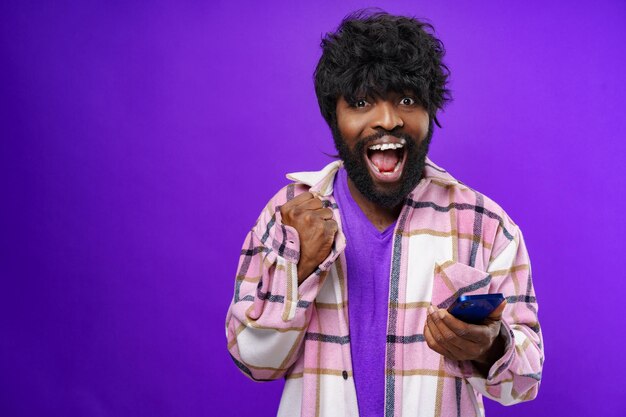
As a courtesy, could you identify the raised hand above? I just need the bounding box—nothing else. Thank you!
[280,192,338,284]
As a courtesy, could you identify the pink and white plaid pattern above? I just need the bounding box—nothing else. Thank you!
[226,159,543,417]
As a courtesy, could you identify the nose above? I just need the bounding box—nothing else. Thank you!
[372,101,404,131]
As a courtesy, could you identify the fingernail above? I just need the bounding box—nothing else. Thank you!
[438,310,446,319]
[428,305,435,314]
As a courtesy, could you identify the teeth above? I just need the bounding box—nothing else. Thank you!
[368,143,404,151]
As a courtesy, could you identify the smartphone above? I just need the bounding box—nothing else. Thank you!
[447,293,505,324]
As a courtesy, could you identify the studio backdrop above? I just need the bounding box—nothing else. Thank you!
[1,1,625,416]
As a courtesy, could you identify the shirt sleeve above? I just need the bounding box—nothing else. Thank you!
[463,225,544,405]
[225,184,340,381]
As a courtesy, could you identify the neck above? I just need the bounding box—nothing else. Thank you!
[346,178,402,232]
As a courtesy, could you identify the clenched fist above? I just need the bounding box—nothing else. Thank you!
[280,192,338,284]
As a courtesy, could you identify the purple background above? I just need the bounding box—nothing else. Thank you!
[1,1,625,416]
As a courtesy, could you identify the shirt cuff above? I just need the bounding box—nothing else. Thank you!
[270,211,301,264]
[484,320,515,382]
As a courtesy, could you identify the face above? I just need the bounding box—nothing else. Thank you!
[333,92,432,209]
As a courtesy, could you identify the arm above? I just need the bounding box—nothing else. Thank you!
[425,226,543,405]
[225,185,339,381]
[467,227,544,404]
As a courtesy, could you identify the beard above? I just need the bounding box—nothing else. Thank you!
[332,122,433,209]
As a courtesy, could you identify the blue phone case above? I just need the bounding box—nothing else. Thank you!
[447,293,505,324]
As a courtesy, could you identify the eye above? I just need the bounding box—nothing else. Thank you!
[354,98,368,108]
[400,97,416,106]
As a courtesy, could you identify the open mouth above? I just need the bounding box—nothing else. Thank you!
[364,138,407,183]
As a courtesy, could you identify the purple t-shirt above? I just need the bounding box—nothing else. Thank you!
[334,168,395,417]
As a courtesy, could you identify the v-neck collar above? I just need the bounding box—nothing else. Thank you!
[334,168,397,239]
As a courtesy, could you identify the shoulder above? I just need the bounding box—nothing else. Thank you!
[253,161,342,230]
[421,159,520,257]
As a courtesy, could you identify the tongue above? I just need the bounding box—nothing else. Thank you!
[370,150,399,172]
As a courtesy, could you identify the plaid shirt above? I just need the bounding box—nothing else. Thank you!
[226,159,543,417]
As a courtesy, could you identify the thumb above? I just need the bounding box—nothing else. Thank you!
[486,299,507,322]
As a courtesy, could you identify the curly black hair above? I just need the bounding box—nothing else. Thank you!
[314,9,451,127]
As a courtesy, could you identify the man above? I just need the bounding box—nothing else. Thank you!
[226,10,543,417]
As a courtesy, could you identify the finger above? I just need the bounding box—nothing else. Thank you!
[297,197,324,211]
[426,310,462,355]
[324,219,338,236]
[487,300,507,320]
[424,324,456,359]
[439,310,483,343]
[280,192,314,215]
[429,308,475,354]
[286,191,314,205]
[313,207,334,220]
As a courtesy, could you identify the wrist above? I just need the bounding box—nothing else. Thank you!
[472,325,506,376]
[297,261,317,284]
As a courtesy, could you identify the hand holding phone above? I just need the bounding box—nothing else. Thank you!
[447,293,505,324]
[424,294,507,369]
